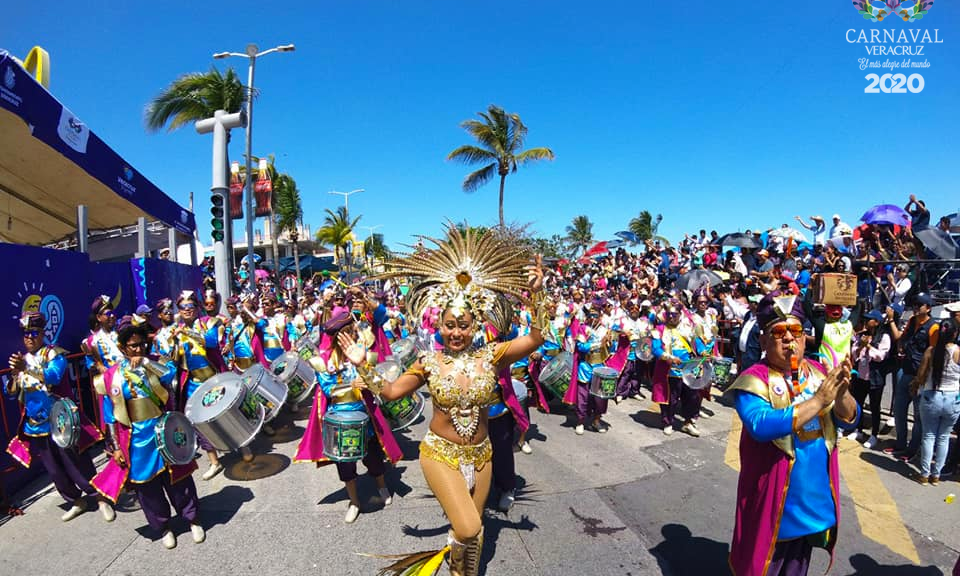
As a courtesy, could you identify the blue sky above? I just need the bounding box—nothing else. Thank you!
[4,1,959,250]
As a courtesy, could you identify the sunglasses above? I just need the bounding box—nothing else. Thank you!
[100,309,115,317]
[768,323,805,340]
[22,330,41,338]
[125,341,149,350]
[179,303,196,311]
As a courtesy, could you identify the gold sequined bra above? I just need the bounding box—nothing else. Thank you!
[417,343,503,440]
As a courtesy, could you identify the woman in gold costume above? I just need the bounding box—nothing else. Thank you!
[341,224,549,576]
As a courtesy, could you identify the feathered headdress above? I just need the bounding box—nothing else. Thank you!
[378,222,531,334]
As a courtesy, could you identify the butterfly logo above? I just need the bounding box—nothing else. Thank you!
[852,0,933,22]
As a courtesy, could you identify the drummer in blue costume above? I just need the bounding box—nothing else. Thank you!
[228,293,268,370]
[294,311,401,524]
[5,311,112,522]
[652,300,702,437]
[92,318,204,550]
[151,298,177,364]
[257,293,288,362]
[570,300,614,435]
[170,290,224,480]
[82,295,124,433]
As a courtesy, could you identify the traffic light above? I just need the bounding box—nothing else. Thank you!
[211,192,225,242]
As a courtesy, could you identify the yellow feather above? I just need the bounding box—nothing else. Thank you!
[416,546,450,576]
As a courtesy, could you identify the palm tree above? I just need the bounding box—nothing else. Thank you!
[145,66,246,270]
[316,206,360,269]
[566,215,594,256]
[629,211,654,242]
[145,66,246,133]
[447,105,555,228]
[363,233,390,269]
[273,173,304,298]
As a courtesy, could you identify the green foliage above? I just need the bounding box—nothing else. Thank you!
[145,67,246,132]
[565,215,594,256]
[316,206,360,264]
[447,105,554,227]
[629,210,654,242]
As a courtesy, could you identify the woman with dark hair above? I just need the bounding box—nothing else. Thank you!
[81,295,123,432]
[92,319,204,549]
[850,310,891,448]
[911,319,960,484]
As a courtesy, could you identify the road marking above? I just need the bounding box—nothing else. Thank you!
[837,441,920,564]
[724,412,741,472]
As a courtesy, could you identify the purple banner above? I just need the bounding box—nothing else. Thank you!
[130,258,203,309]
[0,52,196,235]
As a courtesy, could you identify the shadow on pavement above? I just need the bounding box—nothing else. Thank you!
[223,453,291,481]
[649,523,732,576]
[318,465,414,508]
[844,553,945,575]
[859,450,914,479]
[630,409,664,430]
[134,484,254,541]
[479,514,538,575]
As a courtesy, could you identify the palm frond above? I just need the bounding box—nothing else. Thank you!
[462,163,497,193]
[144,67,245,133]
[514,147,555,165]
[446,145,498,165]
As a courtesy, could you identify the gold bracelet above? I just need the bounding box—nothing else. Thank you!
[528,291,552,334]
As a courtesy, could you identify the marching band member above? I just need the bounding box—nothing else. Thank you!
[615,301,651,402]
[653,300,702,437]
[170,291,223,480]
[82,295,123,433]
[349,225,546,576]
[5,311,112,522]
[565,300,613,435]
[257,293,289,362]
[293,311,401,523]
[92,319,204,549]
[229,294,268,371]
[199,290,230,373]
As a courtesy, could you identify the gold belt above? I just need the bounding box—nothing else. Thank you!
[190,366,216,382]
[92,373,107,396]
[586,352,607,365]
[329,384,361,404]
[796,427,823,442]
[419,430,492,472]
[234,357,254,370]
[127,397,163,422]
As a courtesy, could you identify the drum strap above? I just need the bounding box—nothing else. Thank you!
[125,369,166,409]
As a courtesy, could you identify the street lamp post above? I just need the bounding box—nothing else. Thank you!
[213,43,295,291]
[328,189,364,214]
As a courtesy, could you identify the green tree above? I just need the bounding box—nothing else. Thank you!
[447,105,555,228]
[363,233,390,269]
[565,215,594,256]
[273,173,304,298]
[629,211,654,242]
[316,206,360,269]
[145,67,246,132]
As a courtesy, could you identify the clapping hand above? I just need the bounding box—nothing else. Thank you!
[336,332,366,366]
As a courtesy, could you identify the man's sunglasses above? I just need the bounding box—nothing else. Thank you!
[22,330,41,339]
[125,341,149,350]
[179,303,196,311]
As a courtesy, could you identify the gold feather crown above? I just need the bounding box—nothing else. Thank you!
[378,222,531,332]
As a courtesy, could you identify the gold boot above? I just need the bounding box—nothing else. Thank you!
[463,526,484,576]
[447,529,466,576]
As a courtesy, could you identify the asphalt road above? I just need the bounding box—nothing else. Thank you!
[2,386,957,575]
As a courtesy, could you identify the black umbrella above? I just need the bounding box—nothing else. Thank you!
[716,232,761,249]
[914,227,960,260]
[677,269,724,292]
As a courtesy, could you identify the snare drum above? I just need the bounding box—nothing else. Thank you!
[154,411,197,466]
[680,359,714,390]
[390,338,417,370]
[590,366,619,399]
[637,337,654,362]
[240,363,289,422]
[49,397,81,449]
[539,351,573,399]
[322,410,369,462]
[270,352,317,405]
[381,391,425,431]
[294,334,317,360]
[185,372,265,451]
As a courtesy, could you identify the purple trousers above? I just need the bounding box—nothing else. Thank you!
[335,438,385,482]
[616,359,642,398]
[767,537,813,576]
[661,377,702,427]
[135,471,199,532]
[575,380,608,424]
[489,411,517,493]
[31,436,98,502]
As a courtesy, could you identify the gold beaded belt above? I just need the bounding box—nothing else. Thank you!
[127,397,163,423]
[190,366,216,382]
[420,431,492,473]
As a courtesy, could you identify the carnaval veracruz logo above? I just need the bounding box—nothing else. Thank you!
[852,0,933,22]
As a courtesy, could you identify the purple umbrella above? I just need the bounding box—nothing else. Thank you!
[861,204,911,227]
